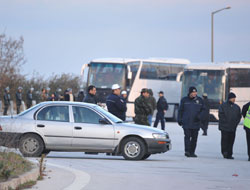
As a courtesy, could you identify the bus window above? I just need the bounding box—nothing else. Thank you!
[139,62,184,81]
[229,69,250,87]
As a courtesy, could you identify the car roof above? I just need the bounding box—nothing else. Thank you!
[37,101,98,108]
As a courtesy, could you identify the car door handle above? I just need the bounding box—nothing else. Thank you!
[37,124,45,128]
[74,126,82,130]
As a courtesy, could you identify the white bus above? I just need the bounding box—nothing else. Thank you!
[181,62,250,121]
[81,58,190,120]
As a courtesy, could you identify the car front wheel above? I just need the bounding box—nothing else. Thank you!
[19,134,44,157]
[121,137,146,160]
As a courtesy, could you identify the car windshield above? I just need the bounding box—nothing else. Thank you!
[95,106,123,123]
[88,62,126,89]
[18,104,41,116]
[182,69,225,102]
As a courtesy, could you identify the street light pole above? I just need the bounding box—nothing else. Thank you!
[211,6,231,63]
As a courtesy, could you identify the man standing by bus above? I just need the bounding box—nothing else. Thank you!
[178,86,205,157]
[241,101,250,161]
[153,91,168,130]
[134,88,151,126]
[218,92,241,159]
[201,93,210,136]
[106,84,127,121]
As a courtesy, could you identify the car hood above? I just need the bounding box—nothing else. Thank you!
[115,122,166,134]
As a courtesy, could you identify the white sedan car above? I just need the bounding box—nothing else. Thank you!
[0,102,171,160]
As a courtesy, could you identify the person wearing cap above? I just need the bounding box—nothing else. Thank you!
[242,101,250,161]
[64,88,75,102]
[16,86,23,114]
[77,89,85,102]
[201,93,210,136]
[26,87,34,109]
[134,88,151,126]
[219,92,241,159]
[106,84,127,121]
[3,87,11,115]
[178,86,205,157]
[153,91,168,130]
[83,85,97,104]
[121,90,127,100]
[147,89,156,126]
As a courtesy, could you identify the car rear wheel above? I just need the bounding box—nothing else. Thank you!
[121,137,146,160]
[19,134,44,157]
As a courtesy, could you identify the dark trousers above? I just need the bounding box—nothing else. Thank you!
[3,105,9,115]
[183,129,199,154]
[16,104,21,114]
[154,112,165,130]
[245,127,250,159]
[221,131,236,157]
[201,120,209,133]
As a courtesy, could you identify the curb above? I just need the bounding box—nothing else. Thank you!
[0,165,40,190]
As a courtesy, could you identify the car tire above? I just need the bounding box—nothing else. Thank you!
[121,137,146,160]
[141,153,151,160]
[19,134,44,157]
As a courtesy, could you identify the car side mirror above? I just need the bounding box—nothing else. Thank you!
[99,118,109,125]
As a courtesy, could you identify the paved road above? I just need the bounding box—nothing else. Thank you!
[37,122,250,190]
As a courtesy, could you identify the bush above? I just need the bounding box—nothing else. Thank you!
[0,151,32,182]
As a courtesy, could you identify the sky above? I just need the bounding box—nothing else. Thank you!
[1,0,250,77]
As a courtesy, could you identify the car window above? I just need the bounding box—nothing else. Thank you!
[73,106,102,124]
[37,106,69,122]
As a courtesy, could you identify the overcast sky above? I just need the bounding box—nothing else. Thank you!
[1,0,250,77]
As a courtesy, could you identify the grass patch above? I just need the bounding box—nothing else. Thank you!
[0,151,32,182]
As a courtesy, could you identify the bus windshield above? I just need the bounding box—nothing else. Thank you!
[88,63,126,89]
[182,70,225,102]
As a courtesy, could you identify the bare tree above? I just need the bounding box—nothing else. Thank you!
[0,33,26,98]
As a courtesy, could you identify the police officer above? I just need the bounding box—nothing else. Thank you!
[242,101,250,161]
[3,87,11,115]
[218,92,241,159]
[26,87,34,109]
[106,84,127,121]
[83,85,97,104]
[178,86,205,157]
[77,89,85,102]
[134,88,151,126]
[16,86,23,114]
[201,93,210,136]
[153,91,168,130]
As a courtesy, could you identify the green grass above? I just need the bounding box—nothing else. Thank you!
[0,151,32,182]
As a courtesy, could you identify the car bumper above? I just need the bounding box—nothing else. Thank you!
[0,132,22,148]
[144,138,171,154]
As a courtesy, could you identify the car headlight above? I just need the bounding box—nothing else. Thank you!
[152,133,167,139]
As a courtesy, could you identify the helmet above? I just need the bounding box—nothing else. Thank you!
[111,84,121,90]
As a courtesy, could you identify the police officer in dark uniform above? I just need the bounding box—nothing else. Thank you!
[153,91,168,130]
[134,88,151,126]
[178,86,205,157]
[3,87,11,115]
[83,85,97,104]
[16,86,23,114]
[106,84,127,121]
[26,87,34,109]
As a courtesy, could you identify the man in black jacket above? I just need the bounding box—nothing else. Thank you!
[106,84,127,121]
[219,92,241,159]
[153,91,168,130]
[178,86,205,157]
[201,93,210,136]
[241,101,250,161]
[83,85,97,104]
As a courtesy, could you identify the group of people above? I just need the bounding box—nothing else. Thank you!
[2,86,85,115]
[178,86,250,161]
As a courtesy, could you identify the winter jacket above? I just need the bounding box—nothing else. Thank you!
[156,96,168,113]
[83,93,97,104]
[16,92,22,106]
[147,96,156,115]
[106,93,127,121]
[134,95,151,126]
[242,102,250,130]
[178,95,205,129]
[218,101,241,132]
